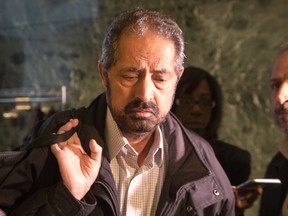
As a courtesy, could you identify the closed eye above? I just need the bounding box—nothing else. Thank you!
[123,75,137,81]
[152,70,169,84]
[154,78,166,83]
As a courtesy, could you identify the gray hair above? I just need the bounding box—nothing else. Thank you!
[100,8,185,76]
[277,43,288,57]
[271,43,288,70]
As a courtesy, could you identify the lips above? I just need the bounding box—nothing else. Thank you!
[131,108,153,113]
[276,110,288,124]
[128,108,155,118]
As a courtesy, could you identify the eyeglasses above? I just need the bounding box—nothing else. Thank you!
[175,98,215,110]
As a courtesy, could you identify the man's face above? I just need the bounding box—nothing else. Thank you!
[99,31,183,137]
[270,52,288,134]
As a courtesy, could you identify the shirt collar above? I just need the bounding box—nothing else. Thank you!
[105,107,127,160]
[105,106,163,166]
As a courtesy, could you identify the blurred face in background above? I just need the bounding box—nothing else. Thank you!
[270,52,288,134]
[174,79,215,136]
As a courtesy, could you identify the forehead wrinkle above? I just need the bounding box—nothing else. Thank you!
[126,53,171,73]
[116,31,176,75]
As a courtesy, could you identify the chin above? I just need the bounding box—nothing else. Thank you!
[189,124,205,131]
[190,128,203,134]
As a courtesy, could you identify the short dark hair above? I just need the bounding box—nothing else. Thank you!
[100,8,185,76]
[172,66,223,141]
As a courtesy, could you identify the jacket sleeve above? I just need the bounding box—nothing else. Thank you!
[9,182,96,216]
[0,147,96,216]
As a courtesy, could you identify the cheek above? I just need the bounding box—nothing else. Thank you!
[157,91,175,112]
[108,85,129,112]
[177,113,187,123]
[270,91,280,106]
[202,111,212,126]
[271,97,278,112]
[174,106,189,119]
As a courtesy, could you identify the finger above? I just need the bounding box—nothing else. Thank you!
[51,143,61,154]
[231,186,240,199]
[231,186,246,208]
[246,191,260,203]
[245,189,260,200]
[89,139,102,161]
[57,119,79,134]
[241,200,251,209]
[257,185,263,194]
[70,119,79,127]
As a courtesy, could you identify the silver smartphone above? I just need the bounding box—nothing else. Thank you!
[237,178,281,191]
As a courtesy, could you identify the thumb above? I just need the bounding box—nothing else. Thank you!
[89,139,102,162]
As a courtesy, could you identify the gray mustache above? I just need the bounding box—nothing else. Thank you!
[124,99,159,115]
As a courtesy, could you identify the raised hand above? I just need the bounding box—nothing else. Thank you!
[51,119,102,200]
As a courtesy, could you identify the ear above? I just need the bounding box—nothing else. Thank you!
[98,60,107,88]
[178,66,184,80]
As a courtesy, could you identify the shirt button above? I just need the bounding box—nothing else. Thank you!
[187,205,193,212]
[213,189,220,196]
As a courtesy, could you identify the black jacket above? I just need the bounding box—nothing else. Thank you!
[0,93,235,216]
[259,152,288,216]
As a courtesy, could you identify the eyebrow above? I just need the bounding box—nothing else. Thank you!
[120,67,171,74]
[120,67,142,73]
[152,68,171,74]
[269,78,281,83]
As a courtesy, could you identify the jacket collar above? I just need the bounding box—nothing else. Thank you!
[160,112,210,196]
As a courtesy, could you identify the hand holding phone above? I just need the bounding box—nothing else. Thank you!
[237,178,281,192]
[232,178,281,210]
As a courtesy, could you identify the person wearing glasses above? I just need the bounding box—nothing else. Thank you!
[172,66,253,215]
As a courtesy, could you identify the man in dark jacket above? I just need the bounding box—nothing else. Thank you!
[0,8,235,215]
[259,43,288,216]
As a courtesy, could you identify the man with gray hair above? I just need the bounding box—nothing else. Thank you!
[0,8,235,215]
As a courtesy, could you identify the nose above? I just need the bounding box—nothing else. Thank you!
[277,82,288,104]
[134,76,154,102]
[189,102,202,113]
